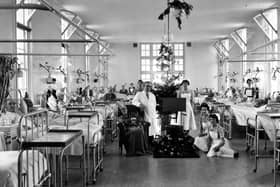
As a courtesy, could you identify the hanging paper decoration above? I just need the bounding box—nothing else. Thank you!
[158,0,193,29]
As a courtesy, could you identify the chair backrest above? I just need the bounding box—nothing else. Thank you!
[126,105,141,119]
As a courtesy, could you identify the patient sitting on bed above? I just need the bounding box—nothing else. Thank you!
[0,99,20,126]
[207,114,238,158]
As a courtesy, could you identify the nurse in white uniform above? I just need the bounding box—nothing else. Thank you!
[177,80,197,131]
[132,82,160,137]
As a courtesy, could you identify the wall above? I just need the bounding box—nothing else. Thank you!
[108,43,140,90]
[108,42,218,91]
[185,42,218,90]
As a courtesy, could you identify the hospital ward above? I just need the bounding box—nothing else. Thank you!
[1,0,280,187]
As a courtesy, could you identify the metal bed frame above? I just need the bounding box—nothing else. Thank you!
[17,109,52,187]
[94,101,118,142]
[18,109,86,187]
[253,112,280,187]
[207,102,232,139]
[220,105,232,139]
[65,106,104,184]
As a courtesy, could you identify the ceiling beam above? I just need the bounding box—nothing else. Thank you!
[0,39,94,43]
[38,0,113,55]
[0,53,110,57]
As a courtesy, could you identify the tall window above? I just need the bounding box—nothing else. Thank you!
[140,43,185,83]
[231,28,247,83]
[254,8,278,41]
[254,8,278,93]
[16,27,29,96]
[16,0,34,96]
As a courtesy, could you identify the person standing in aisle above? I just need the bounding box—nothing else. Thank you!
[177,79,197,133]
[132,82,160,137]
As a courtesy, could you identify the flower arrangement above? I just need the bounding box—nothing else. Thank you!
[158,0,193,29]
[0,55,18,113]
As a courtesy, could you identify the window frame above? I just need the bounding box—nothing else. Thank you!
[140,43,185,83]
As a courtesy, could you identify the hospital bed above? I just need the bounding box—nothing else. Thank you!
[0,110,51,187]
[254,112,280,187]
[19,109,86,187]
[94,101,119,142]
[64,107,104,184]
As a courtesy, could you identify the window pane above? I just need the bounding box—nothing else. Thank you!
[152,59,160,72]
[140,43,184,84]
[152,44,161,56]
[141,44,150,57]
[254,9,278,41]
[141,59,150,71]
[174,44,184,56]
[141,74,151,81]
[174,59,184,71]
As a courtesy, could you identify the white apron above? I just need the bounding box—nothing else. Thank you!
[177,92,197,131]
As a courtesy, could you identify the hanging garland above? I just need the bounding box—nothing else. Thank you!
[0,55,18,114]
[158,0,193,29]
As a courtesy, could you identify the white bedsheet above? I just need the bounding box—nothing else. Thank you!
[257,116,280,141]
[0,151,47,187]
[230,104,266,126]
[49,112,104,155]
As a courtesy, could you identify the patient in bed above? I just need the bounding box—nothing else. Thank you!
[0,99,21,126]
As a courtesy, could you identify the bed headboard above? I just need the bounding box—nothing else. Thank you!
[17,109,51,187]
[18,109,49,146]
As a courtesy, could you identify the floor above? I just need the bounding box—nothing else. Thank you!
[67,137,279,187]
[67,115,279,187]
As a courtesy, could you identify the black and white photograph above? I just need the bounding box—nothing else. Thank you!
[0,0,279,186]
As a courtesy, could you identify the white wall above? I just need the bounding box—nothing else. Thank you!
[185,42,218,90]
[108,42,218,91]
[108,43,140,90]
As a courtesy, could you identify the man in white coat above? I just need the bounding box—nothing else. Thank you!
[132,82,160,137]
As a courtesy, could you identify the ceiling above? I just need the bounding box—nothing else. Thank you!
[59,0,278,43]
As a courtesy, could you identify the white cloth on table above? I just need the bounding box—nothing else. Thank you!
[177,92,197,131]
[132,91,160,136]
[0,151,47,187]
